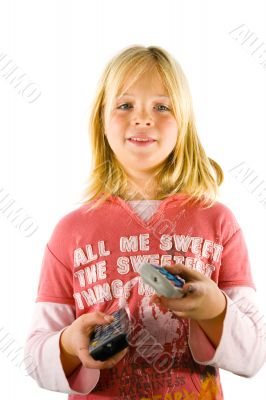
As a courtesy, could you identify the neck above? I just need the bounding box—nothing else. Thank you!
[126,180,158,201]
[122,168,159,200]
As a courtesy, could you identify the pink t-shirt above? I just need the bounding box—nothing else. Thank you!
[34,193,256,399]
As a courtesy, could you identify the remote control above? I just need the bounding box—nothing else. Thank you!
[89,308,129,361]
[139,262,185,298]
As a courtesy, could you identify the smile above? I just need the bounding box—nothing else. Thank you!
[127,138,156,146]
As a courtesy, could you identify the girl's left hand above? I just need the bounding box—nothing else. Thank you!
[149,264,227,321]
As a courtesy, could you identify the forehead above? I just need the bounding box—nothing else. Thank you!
[117,68,168,98]
[117,93,170,100]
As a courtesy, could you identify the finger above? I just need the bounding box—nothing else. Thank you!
[78,342,128,369]
[162,264,204,281]
[77,343,104,369]
[149,293,161,305]
[103,347,129,369]
[181,283,197,295]
[157,289,199,313]
[86,311,115,324]
[173,282,204,302]
[83,347,129,370]
[79,311,115,333]
[183,281,205,297]
[149,287,195,309]
[172,310,187,318]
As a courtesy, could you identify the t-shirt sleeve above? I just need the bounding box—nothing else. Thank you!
[218,226,256,290]
[36,244,74,304]
[36,211,76,305]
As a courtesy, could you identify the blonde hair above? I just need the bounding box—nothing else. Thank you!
[79,44,224,211]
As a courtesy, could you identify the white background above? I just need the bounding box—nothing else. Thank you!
[0,0,266,399]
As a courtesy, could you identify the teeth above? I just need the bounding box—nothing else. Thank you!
[130,138,150,142]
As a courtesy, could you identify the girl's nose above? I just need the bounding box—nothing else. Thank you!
[134,120,151,126]
[131,111,154,126]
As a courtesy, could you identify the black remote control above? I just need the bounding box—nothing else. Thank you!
[89,308,130,361]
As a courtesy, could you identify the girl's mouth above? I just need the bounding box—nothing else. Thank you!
[127,138,156,146]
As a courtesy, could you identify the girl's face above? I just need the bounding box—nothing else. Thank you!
[104,68,178,180]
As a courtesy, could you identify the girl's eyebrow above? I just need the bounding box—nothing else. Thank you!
[117,93,170,99]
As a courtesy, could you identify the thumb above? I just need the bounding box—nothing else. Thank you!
[182,283,196,295]
[82,311,115,330]
[181,281,203,296]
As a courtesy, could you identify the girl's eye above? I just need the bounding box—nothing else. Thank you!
[117,103,170,112]
[117,103,132,110]
[156,104,170,112]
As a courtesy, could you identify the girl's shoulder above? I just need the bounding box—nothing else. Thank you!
[206,198,237,216]
[199,198,241,233]
[47,203,93,239]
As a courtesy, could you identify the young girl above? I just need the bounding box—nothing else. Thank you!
[24,45,266,400]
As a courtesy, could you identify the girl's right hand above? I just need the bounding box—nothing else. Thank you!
[60,310,129,370]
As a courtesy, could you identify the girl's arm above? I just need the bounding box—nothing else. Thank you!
[151,264,266,377]
[188,286,266,377]
[24,302,100,395]
[59,328,82,377]
[195,295,227,348]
